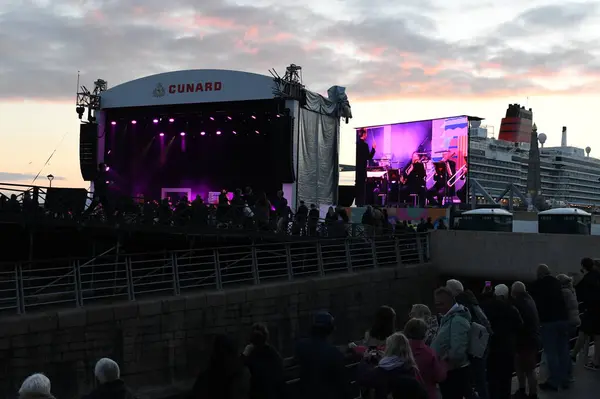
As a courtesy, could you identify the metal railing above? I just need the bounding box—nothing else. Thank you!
[0,233,430,315]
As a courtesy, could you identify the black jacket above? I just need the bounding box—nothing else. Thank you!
[82,380,136,399]
[455,290,493,334]
[481,297,523,356]
[512,292,540,350]
[244,344,286,399]
[576,270,600,334]
[529,275,568,323]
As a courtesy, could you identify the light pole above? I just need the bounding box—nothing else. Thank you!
[47,174,54,187]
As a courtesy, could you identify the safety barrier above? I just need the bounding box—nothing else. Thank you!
[0,233,430,315]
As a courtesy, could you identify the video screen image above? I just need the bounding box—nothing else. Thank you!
[355,116,469,207]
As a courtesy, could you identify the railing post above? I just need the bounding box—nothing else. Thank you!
[316,242,325,276]
[213,249,223,290]
[125,256,136,301]
[251,244,260,284]
[171,252,181,296]
[345,239,353,272]
[394,237,403,267]
[371,239,378,268]
[73,260,83,307]
[285,244,293,281]
[416,233,425,264]
[15,263,25,314]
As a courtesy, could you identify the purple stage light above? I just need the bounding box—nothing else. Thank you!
[131,120,137,124]
[255,130,260,134]
[210,117,215,121]
[232,130,237,135]
[180,132,186,136]
[200,131,206,136]
[216,131,221,135]
[105,166,110,171]
[159,132,165,137]
[251,115,256,119]
[107,150,111,154]
[153,119,159,124]
[169,118,174,123]
[227,116,232,120]
[111,121,117,125]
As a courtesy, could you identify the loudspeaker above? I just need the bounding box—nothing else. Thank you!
[270,111,295,183]
[79,123,98,181]
[45,188,89,215]
[337,186,355,207]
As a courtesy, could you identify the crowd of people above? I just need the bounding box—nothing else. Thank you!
[15,259,599,399]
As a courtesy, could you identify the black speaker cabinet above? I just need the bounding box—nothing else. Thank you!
[79,123,98,181]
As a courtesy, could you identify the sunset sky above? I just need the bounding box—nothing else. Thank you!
[1,0,599,189]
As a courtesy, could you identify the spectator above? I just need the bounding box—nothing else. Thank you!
[357,332,428,399]
[325,206,338,223]
[254,193,271,231]
[82,358,135,399]
[18,373,54,399]
[350,305,396,355]
[408,304,438,346]
[511,281,541,399]
[404,318,447,399]
[528,264,570,391]
[557,274,581,328]
[431,287,472,399]
[295,200,309,235]
[242,323,285,399]
[480,284,523,399]
[446,279,492,399]
[575,257,600,370]
[191,334,250,399]
[308,204,320,236]
[294,311,351,399]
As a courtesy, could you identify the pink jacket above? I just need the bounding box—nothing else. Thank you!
[410,339,447,399]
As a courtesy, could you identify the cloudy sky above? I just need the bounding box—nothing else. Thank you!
[1,0,599,188]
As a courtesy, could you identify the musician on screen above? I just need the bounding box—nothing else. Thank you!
[400,152,426,207]
[427,152,456,206]
[355,128,376,206]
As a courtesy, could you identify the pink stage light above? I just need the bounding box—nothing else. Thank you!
[255,130,260,134]
[153,119,159,124]
[251,115,256,119]
[232,130,237,135]
[216,131,221,135]
[131,120,137,124]
[227,116,232,120]
[105,166,110,171]
[276,114,281,118]
[200,131,206,136]
[180,132,186,136]
[210,117,215,121]
[169,118,174,123]
[111,121,117,125]
[159,132,165,137]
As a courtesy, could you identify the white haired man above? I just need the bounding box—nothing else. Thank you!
[446,279,492,399]
[83,358,135,399]
[480,284,523,399]
[19,373,54,399]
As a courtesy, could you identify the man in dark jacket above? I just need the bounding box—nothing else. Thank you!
[578,257,600,369]
[446,279,492,399]
[83,358,136,399]
[511,281,540,399]
[294,312,352,399]
[528,264,569,391]
[481,284,523,399]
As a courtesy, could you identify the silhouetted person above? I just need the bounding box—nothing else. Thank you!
[308,204,319,236]
[355,128,376,206]
[84,163,112,220]
[191,195,208,226]
[82,358,136,399]
[242,323,285,399]
[243,187,256,208]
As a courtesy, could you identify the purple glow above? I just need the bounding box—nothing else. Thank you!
[153,119,159,124]
[131,120,137,124]
[216,131,221,135]
[111,121,117,125]
[180,132,186,136]
[159,132,165,137]
[251,115,256,119]
[210,117,215,121]
[105,166,110,171]
[200,131,206,136]
[169,118,174,123]
[227,116,232,120]
[107,150,111,154]
[255,130,260,134]
[232,130,237,135]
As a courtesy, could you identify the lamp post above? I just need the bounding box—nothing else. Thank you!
[47,174,54,187]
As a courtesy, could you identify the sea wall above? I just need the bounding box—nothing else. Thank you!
[0,264,437,398]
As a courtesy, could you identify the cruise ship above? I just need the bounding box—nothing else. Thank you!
[470,104,600,207]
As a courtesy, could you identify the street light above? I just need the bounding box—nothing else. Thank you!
[47,174,54,187]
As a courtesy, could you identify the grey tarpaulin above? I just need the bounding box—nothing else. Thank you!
[296,87,352,206]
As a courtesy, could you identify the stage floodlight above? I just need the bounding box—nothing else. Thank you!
[105,166,110,171]
[232,130,237,135]
[169,118,174,123]
[111,121,117,125]
[210,116,214,121]
[159,132,165,137]
[180,132,186,136]
[251,115,256,119]
[153,119,159,124]
[131,120,137,124]
[276,114,281,118]
[227,116,232,120]
[255,130,260,134]
[216,131,221,135]
[200,131,206,136]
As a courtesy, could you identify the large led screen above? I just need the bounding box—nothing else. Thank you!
[354,116,469,207]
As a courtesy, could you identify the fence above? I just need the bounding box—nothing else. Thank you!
[0,233,430,315]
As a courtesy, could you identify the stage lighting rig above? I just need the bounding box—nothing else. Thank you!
[76,76,108,123]
[270,64,304,101]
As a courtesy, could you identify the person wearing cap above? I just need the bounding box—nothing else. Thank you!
[480,283,523,399]
[293,311,351,399]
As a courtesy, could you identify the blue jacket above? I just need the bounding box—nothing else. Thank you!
[431,304,471,370]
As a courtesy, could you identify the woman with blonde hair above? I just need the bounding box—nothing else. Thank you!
[409,304,439,345]
[357,332,428,399]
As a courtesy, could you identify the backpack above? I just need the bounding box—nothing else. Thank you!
[468,322,489,358]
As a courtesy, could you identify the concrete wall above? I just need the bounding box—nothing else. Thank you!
[0,264,437,399]
[430,230,600,280]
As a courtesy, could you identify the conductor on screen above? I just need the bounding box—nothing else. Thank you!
[400,152,426,207]
[355,128,376,206]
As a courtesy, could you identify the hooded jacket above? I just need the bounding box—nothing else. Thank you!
[431,304,471,370]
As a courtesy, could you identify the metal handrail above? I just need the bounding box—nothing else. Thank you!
[0,232,430,315]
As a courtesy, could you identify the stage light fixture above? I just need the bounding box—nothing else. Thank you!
[153,119,159,124]
[105,166,110,171]
[159,132,165,137]
[200,131,206,136]
[216,131,221,135]
[251,115,257,119]
[169,118,174,123]
[227,116,232,120]
[276,114,281,118]
[232,130,237,135]
[111,121,117,125]
[180,132,186,136]
[210,116,215,121]
[255,130,260,134]
[131,120,137,124]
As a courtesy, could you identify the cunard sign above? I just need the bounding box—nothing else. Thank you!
[153,82,223,97]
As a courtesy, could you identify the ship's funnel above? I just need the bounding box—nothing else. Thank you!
[561,126,567,147]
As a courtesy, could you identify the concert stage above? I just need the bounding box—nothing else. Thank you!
[78,66,351,209]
